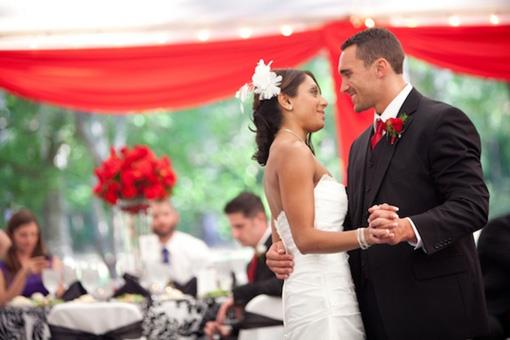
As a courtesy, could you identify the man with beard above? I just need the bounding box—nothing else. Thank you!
[150,199,211,296]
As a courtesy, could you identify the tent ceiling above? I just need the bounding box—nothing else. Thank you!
[0,0,509,49]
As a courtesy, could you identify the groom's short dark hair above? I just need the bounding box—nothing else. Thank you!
[341,28,405,74]
[224,192,266,218]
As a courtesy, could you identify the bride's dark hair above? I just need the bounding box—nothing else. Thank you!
[251,69,319,166]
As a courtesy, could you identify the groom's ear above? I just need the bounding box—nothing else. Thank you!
[374,57,390,78]
[277,93,293,111]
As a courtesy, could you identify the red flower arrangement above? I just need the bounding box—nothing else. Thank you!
[93,145,177,213]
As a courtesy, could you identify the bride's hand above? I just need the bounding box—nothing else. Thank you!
[368,203,399,225]
[368,203,417,245]
[367,203,399,239]
[364,227,395,245]
[266,241,293,280]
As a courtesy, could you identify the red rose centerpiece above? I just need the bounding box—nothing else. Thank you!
[93,145,177,214]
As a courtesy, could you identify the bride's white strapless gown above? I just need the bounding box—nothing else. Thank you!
[275,175,365,340]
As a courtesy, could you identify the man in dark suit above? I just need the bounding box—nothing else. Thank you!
[267,28,489,340]
[204,192,283,339]
[477,213,510,339]
[340,28,489,339]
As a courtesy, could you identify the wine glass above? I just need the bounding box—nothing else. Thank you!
[42,268,61,300]
[62,264,77,289]
[80,266,101,296]
[216,270,233,292]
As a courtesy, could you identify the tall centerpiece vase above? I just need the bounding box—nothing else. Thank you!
[93,145,177,281]
[112,199,151,278]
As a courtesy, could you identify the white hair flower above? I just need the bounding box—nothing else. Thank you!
[236,59,282,111]
[251,60,282,100]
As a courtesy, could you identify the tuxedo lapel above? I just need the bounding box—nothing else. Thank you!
[365,88,422,206]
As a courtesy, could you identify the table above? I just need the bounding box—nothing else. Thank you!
[0,297,208,340]
[0,306,49,340]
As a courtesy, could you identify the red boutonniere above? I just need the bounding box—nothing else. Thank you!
[384,113,408,145]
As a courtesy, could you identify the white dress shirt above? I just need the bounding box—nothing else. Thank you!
[254,227,272,255]
[162,230,212,284]
[373,83,423,250]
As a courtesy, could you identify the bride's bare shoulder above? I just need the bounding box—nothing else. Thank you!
[269,139,313,163]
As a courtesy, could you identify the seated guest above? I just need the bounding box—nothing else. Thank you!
[150,199,211,296]
[477,213,510,339]
[0,209,63,305]
[0,229,11,260]
[204,192,283,339]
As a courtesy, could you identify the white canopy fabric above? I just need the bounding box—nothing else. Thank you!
[0,0,509,49]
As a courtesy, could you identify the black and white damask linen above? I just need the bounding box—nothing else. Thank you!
[0,297,208,340]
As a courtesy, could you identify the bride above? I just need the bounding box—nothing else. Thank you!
[240,60,393,339]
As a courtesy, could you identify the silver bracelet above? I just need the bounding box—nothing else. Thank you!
[357,228,370,250]
[360,227,369,249]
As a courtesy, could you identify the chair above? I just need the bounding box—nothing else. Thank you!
[238,294,284,340]
[47,301,143,339]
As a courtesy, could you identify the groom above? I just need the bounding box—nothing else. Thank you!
[267,28,489,340]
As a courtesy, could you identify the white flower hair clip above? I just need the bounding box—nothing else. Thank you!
[236,59,282,111]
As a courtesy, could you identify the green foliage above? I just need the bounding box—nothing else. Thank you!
[0,97,65,217]
[407,57,510,217]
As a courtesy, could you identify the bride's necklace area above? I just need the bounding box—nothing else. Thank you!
[282,128,306,143]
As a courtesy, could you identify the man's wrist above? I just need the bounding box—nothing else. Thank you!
[402,218,417,243]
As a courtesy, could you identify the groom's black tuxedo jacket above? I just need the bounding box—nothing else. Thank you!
[346,88,489,340]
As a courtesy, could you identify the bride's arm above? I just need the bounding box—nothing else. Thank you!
[270,220,282,244]
[279,143,389,254]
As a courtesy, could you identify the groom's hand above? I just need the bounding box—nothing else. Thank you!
[368,204,417,245]
[266,241,294,280]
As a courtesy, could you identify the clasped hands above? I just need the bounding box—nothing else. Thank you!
[367,203,417,246]
[267,203,417,279]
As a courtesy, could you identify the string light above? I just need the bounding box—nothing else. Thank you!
[280,25,293,37]
[406,18,418,28]
[156,35,170,44]
[448,15,461,26]
[364,18,375,28]
[239,27,252,39]
[490,14,500,25]
[350,16,363,28]
[197,30,210,42]
[388,13,507,28]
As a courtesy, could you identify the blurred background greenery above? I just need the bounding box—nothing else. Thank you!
[1,55,509,260]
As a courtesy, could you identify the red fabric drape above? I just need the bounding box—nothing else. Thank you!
[1,20,510,179]
[392,25,510,80]
[323,22,374,180]
[0,29,324,113]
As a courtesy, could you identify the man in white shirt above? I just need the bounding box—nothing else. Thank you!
[150,199,211,295]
